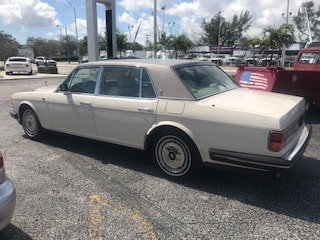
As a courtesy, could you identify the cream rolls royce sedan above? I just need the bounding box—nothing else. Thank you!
[10,59,312,179]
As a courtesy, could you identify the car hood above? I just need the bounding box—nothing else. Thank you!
[200,88,306,130]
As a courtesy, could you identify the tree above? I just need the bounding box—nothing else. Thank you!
[98,33,107,52]
[27,37,60,58]
[171,34,193,58]
[158,32,174,54]
[261,24,295,66]
[116,31,128,58]
[224,10,252,45]
[58,34,77,61]
[79,36,88,56]
[201,11,252,46]
[293,1,320,41]
[0,31,20,61]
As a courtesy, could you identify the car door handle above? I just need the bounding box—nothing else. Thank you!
[80,101,91,106]
[138,107,154,113]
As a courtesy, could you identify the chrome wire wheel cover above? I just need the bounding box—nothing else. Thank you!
[23,110,38,137]
[155,135,191,176]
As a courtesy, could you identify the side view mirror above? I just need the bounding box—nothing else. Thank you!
[59,83,69,92]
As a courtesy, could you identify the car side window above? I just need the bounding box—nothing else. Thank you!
[68,67,100,94]
[100,67,156,98]
[141,69,156,98]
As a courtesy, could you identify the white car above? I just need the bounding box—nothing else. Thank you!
[5,56,33,75]
[10,59,312,179]
[35,56,57,66]
[0,151,16,230]
[197,54,211,61]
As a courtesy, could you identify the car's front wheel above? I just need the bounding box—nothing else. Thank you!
[151,129,203,179]
[22,108,43,140]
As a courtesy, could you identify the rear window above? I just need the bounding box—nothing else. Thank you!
[174,64,239,100]
[298,52,320,64]
[8,58,27,62]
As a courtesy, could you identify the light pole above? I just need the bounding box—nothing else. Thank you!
[217,22,221,57]
[168,22,175,35]
[281,0,291,67]
[161,5,166,33]
[153,0,157,59]
[65,0,80,62]
[128,25,134,43]
[57,25,70,64]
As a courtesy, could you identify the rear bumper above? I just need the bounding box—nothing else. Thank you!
[208,125,312,171]
[0,178,16,230]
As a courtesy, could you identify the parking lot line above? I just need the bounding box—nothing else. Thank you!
[87,194,158,240]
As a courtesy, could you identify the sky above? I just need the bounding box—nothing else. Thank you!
[0,0,318,46]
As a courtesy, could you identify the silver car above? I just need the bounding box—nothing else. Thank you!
[0,151,16,230]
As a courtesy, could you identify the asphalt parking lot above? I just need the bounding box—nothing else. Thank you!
[0,64,319,239]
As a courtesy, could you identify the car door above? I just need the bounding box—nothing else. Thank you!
[93,66,158,149]
[47,66,101,138]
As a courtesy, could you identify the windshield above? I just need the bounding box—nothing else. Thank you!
[174,64,239,100]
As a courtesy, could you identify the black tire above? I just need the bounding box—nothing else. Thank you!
[5,72,9,75]
[151,129,203,180]
[22,108,44,140]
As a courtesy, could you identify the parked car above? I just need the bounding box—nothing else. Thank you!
[226,56,240,65]
[197,54,211,61]
[245,55,262,66]
[5,56,33,75]
[10,59,312,179]
[0,151,16,230]
[35,56,57,66]
[260,54,280,66]
[210,55,229,65]
[284,55,296,67]
[81,56,89,63]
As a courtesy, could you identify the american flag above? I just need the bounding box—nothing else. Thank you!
[239,71,269,90]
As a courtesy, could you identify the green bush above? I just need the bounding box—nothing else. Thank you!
[0,66,4,71]
[38,66,58,74]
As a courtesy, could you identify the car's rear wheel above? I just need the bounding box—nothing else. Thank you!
[22,108,43,140]
[151,129,203,179]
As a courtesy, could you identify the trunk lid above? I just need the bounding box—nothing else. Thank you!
[201,88,306,130]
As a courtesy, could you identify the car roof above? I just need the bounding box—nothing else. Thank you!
[8,56,28,59]
[82,58,203,68]
[81,59,213,100]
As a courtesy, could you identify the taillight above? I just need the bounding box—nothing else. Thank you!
[0,152,3,168]
[269,132,287,151]
[269,121,300,151]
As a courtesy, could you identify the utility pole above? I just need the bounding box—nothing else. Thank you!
[153,0,157,59]
[281,0,291,67]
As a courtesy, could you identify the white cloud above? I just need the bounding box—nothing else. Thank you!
[118,0,154,11]
[0,0,58,27]
[1,0,320,44]
[118,12,136,24]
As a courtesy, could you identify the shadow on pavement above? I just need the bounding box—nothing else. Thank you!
[0,224,32,240]
[34,130,320,225]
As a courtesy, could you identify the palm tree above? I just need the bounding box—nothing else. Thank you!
[261,24,295,66]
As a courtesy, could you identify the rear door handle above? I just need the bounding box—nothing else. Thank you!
[138,107,154,113]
